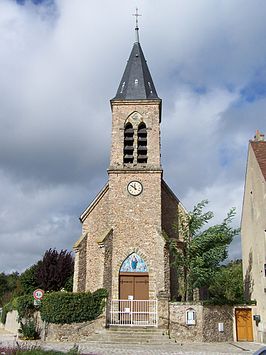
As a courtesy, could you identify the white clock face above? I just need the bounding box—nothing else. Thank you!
[127,181,143,196]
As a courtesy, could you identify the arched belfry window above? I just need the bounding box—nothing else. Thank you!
[120,253,148,273]
[137,123,147,164]
[124,123,134,164]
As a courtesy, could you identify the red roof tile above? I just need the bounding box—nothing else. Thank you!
[251,141,266,180]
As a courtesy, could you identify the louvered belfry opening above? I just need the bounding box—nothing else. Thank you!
[124,123,134,164]
[137,123,147,163]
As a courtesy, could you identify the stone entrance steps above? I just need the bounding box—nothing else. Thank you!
[85,327,175,345]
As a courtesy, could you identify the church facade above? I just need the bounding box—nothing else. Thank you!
[73,27,184,325]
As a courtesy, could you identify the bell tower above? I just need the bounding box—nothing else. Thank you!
[107,22,165,301]
[109,30,161,171]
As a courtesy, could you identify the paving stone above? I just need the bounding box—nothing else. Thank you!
[0,329,265,354]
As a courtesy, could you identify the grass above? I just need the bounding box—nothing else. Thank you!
[0,348,65,355]
[0,346,98,355]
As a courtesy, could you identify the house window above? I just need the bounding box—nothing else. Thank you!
[264,264,266,277]
[137,123,147,164]
[124,123,134,164]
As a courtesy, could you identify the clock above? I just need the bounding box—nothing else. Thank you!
[127,181,143,196]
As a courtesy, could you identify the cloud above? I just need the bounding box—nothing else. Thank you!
[0,0,266,272]
[162,87,240,194]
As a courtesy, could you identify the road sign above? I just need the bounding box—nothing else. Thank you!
[33,289,45,300]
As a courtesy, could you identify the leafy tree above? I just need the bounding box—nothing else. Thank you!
[208,260,244,304]
[0,273,9,306]
[36,249,74,292]
[0,272,22,306]
[168,200,239,301]
[20,263,40,295]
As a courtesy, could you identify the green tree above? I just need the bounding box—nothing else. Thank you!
[20,263,40,295]
[168,200,239,301]
[0,272,21,306]
[208,260,244,304]
[0,273,9,306]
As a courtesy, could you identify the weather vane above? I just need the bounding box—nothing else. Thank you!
[133,7,142,29]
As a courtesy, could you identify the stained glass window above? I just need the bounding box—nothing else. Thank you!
[120,253,148,272]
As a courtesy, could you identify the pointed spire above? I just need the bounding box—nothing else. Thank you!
[113,10,160,101]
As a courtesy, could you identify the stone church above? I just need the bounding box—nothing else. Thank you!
[73,24,185,326]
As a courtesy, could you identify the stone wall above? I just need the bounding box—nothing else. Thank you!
[169,303,204,342]
[108,170,165,300]
[169,303,234,342]
[44,314,106,342]
[74,185,110,293]
[203,305,233,342]
[4,310,20,334]
[3,309,106,342]
[73,236,87,292]
[161,181,179,240]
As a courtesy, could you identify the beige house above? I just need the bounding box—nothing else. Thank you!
[73,26,185,327]
[241,130,266,342]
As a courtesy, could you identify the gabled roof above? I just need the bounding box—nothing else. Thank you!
[162,179,187,213]
[113,33,160,101]
[79,183,109,223]
[251,141,266,180]
[162,179,180,205]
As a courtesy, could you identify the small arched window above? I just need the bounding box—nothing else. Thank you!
[137,123,147,164]
[124,123,134,164]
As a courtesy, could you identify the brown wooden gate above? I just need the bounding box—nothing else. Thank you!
[119,272,149,300]
[235,308,253,341]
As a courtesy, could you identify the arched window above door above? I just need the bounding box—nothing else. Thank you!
[120,253,148,273]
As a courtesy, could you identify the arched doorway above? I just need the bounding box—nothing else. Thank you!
[119,253,149,300]
[110,253,157,326]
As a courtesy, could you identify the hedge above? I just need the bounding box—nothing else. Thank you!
[16,294,37,320]
[1,294,37,324]
[40,288,108,324]
[1,288,107,325]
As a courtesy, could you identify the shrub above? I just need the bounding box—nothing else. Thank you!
[19,318,40,340]
[40,289,107,324]
[1,294,38,324]
[16,294,36,321]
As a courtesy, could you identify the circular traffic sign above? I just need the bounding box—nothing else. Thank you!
[33,289,45,300]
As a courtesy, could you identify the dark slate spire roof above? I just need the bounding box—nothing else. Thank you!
[113,30,160,101]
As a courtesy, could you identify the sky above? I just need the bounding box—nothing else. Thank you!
[0,0,265,273]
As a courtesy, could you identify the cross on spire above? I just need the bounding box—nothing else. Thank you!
[133,7,141,29]
[132,8,141,43]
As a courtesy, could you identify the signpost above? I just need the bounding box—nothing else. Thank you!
[33,289,44,306]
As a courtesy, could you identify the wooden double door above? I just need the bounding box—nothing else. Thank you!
[119,272,149,300]
[235,308,253,341]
